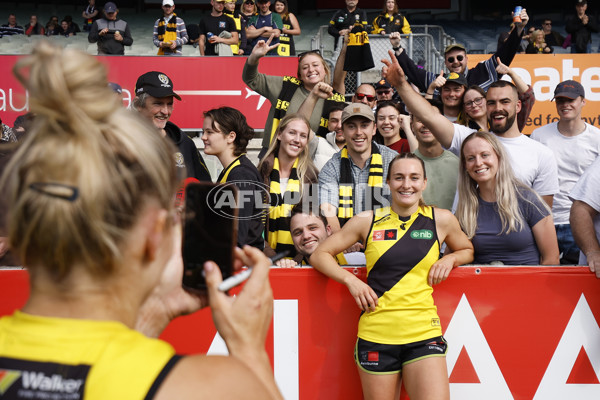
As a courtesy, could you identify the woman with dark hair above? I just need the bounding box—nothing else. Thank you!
[462,85,487,130]
[371,0,411,35]
[202,106,265,249]
[374,100,415,153]
[312,152,473,400]
[274,0,300,56]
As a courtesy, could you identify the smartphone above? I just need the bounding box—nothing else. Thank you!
[182,182,238,292]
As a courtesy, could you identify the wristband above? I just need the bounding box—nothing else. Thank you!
[392,47,400,51]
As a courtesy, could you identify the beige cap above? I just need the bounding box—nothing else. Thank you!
[341,103,375,124]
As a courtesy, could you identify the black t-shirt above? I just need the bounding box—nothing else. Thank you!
[198,14,237,55]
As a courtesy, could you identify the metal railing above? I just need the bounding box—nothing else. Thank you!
[312,27,450,96]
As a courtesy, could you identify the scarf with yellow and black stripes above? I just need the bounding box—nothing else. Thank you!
[270,76,346,145]
[268,156,301,256]
[157,14,178,55]
[337,145,383,227]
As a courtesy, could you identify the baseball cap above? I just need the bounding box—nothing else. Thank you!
[341,103,375,124]
[135,71,181,100]
[162,0,175,6]
[444,43,466,55]
[104,2,117,12]
[108,82,122,94]
[552,80,585,100]
[375,79,392,90]
[576,0,587,5]
[444,72,468,87]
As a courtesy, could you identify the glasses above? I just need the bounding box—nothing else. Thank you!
[376,89,392,95]
[464,96,484,109]
[446,55,464,63]
[355,93,376,102]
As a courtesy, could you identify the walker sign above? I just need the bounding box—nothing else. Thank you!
[1,266,598,400]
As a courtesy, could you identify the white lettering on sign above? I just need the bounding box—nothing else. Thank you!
[0,89,28,113]
[444,294,514,400]
[507,60,600,101]
[533,294,600,399]
[206,299,299,400]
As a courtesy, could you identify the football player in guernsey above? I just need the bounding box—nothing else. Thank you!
[310,153,473,400]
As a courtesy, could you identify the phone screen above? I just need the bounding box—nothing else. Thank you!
[182,182,238,291]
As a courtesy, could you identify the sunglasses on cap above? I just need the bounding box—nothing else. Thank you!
[446,55,464,63]
[298,49,321,59]
[355,93,376,102]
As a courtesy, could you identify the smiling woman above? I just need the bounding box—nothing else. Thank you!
[257,113,318,264]
[456,131,559,265]
[242,35,346,153]
[310,153,473,400]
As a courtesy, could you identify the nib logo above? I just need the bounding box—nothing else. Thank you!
[0,369,21,395]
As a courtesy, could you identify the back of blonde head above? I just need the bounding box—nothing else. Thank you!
[2,41,178,281]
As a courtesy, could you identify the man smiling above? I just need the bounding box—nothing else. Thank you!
[133,71,211,181]
[389,8,528,94]
[319,103,397,231]
[531,80,600,263]
[383,54,558,208]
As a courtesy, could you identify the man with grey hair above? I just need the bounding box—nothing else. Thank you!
[133,71,211,181]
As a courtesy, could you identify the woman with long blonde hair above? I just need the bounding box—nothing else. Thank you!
[258,113,318,263]
[0,42,282,400]
[456,131,559,265]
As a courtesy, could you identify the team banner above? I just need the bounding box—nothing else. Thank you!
[1,266,598,400]
[0,54,598,135]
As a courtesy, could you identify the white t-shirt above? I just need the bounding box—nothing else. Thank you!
[569,156,600,264]
[450,124,559,196]
[531,121,600,224]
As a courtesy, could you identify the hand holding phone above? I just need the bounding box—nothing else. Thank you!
[182,182,238,292]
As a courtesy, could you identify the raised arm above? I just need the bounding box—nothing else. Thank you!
[382,50,456,149]
[309,211,378,312]
[297,82,333,123]
[332,34,348,94]
[390,33,436,93]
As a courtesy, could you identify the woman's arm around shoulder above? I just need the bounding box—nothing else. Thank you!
[429,208,474,286]
[532,214,560,265]
[310,210,378,312]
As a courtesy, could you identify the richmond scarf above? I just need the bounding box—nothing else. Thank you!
[337,145,383,227]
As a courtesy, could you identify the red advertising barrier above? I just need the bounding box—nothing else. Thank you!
[0,55,298,129]
[1,54,599,135]
[1,266,599,400]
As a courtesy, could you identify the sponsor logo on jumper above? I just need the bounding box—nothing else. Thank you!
[0,369,21,395]
[21,371,84,393]
[373,229,397,241]
[411,229,433,240]
[367,351,379,362]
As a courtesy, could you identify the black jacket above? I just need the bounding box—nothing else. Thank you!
[164,121,212,182]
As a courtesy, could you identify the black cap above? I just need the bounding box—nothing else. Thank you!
[375,79,392,90]
[104,2,117,12]
[553,80,585,100]
[576,0,587,5]
[444,72,468,87]
[135,71,181,100]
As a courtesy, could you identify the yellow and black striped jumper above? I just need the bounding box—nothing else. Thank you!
[360,205,443,345]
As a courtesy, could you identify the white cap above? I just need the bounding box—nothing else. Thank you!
[162,0,175,6]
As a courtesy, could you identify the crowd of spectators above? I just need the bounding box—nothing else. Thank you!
[2,3,600,274]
